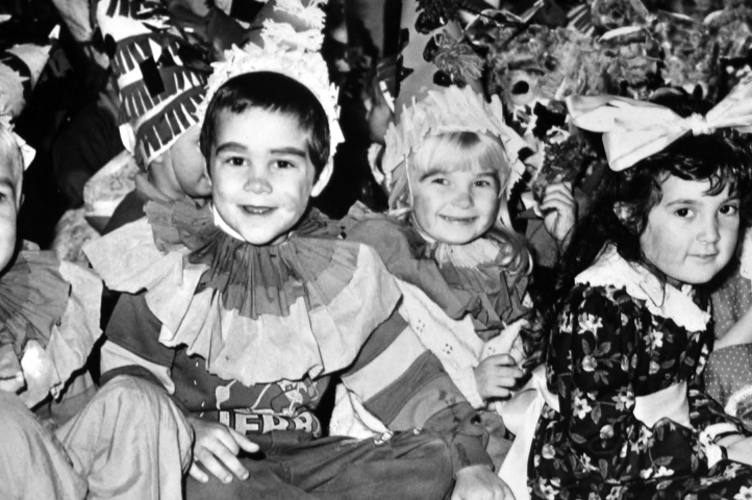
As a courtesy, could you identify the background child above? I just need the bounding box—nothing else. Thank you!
[523,83,752,499]
[95,0,213,235]
[705,253,752,428]
[0,110,103,499]
[84,33,512,500]
[345,85,536,406]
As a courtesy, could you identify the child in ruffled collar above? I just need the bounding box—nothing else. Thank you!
[0,121,103,499]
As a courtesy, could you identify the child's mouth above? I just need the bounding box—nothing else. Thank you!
[440,215,476,224]
[241,206,275,215]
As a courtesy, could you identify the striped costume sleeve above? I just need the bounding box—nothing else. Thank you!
[341,310,493,475]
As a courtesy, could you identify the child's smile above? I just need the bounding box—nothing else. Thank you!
[208,108,330,245]
[409,164,501,245]
[640,176,740,288]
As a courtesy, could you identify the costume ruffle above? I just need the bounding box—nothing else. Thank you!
[84,200,401,386]
[342,203,531,338]
[575,245,710,332]
[432,238,529,339]
[0,250,103,407]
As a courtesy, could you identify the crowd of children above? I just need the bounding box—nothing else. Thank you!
[5,0,752,499]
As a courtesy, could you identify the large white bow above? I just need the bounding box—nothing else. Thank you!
[566,75,752,171]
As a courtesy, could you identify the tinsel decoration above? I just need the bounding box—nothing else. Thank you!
[415,0,462,34]
[532,133,605,203]
[430,32,483,87]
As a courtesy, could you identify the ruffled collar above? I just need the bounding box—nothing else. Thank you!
[146,201,346,320]
[86,199,401,385]
[0,249,102,407]
[418,229,529,333]
[575,245,710,332]
[0,251,69,365]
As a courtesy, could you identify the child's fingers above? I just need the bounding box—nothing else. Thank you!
[484,353,522,369]
[229,427,260,454]
[201,440,250,482]
[192,447,236,483]
[492,365,525,380]
[540,192,576,212]
[189,462,209,483]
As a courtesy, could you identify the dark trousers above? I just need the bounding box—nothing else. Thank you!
[185,429,454,500]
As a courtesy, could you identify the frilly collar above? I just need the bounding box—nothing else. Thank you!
[86,199,401,385]
[0,250,102,407]
[0,251,68,363]
[575,245,710,332]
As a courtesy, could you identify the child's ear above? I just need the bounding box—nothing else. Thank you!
[149,151,166,171]
[311,160,334,198]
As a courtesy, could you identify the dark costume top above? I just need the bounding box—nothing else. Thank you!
[528,246,752,500]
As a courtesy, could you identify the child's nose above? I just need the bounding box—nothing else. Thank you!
[698,215,721,244]
[244,171,272,194]
[451,190,473,208]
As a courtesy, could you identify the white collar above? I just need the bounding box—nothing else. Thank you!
[212,204,246,242]
[574,245,710,332]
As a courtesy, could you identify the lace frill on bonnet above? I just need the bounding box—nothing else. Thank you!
[382,85,528,195]
[198,0,343,160]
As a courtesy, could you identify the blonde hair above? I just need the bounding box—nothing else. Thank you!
[0,125,23,184]
[388,131,531,276]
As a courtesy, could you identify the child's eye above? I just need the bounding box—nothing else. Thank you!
[674,208,693,218]
[225,156,247,167]
[719,203,739,216]
[275,160,295,169]
[430,177,449,186]
[474,180,496,189]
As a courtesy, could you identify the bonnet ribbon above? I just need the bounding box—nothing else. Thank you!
[565,75,752,171]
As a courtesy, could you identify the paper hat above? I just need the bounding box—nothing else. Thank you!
[96,0,212,166]
[202,0,343,159]
[0,41,52,169]
[384,0,526,196]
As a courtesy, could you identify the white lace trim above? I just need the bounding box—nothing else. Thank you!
[575,246,710,333]
[726,385,752,418]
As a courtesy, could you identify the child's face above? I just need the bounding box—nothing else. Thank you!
[409,162,501,245]
[640,175,739,288]
[0,159,20,271]
[208,108,330,245]
[166,125,212,198]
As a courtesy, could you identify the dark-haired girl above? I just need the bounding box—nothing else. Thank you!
[523,81,752,499]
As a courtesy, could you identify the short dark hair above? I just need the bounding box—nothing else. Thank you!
[200,72,331,176]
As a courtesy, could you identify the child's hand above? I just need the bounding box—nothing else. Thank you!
[188,417,259,484]
[452,464,516,500]
[726,436,752,466]
[539,182,577,247]
[474,354,524,401]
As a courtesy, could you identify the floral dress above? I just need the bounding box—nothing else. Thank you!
[528,246,752,500]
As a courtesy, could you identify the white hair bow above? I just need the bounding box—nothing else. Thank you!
[0,115,35,169]
[565,75,752,171]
